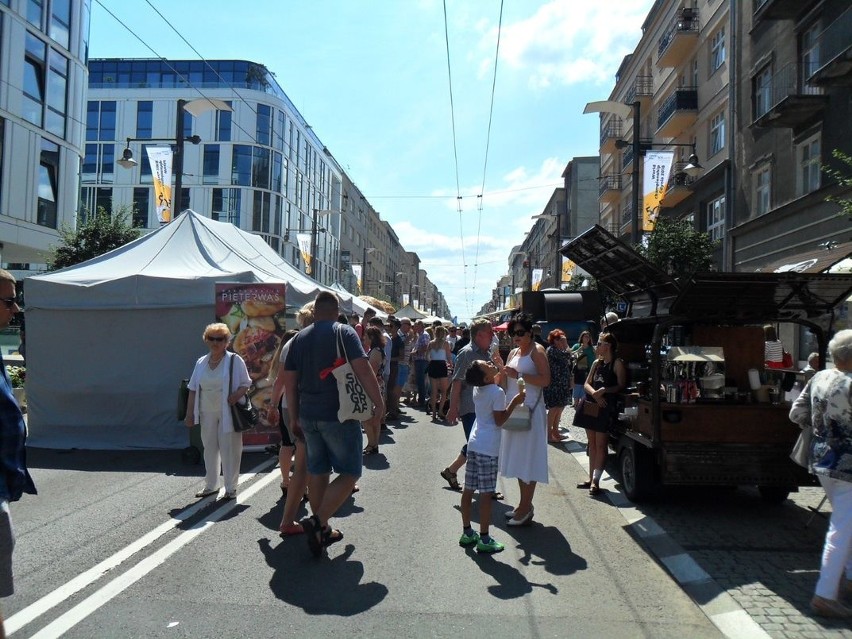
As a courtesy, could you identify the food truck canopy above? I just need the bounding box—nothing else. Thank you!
[562,225,852,328]
[560,225,679,317]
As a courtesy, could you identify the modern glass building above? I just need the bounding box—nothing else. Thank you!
[85,58,344,285]
[0,0,91,267]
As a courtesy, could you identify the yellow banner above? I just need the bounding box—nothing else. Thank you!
[351,264,363,293]
[642,150,674,232]
[531,268,543,291]
[146,146,173,223]
[296,233,312,275]
[561,257,575,283]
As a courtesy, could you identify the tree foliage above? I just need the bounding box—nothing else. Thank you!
[48,206,141,271]
[636,217,718,278]
[823,148,852,219]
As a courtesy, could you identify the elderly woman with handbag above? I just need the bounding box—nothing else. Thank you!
[184,323,251,501]
[789,329,852,618]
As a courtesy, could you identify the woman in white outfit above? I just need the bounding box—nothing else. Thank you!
[499,312,551,526]
[185,323,251,500]
[790,329,852,618]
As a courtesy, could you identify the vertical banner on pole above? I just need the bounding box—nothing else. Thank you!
[147,146,173,223]
[561,257,575,284]
[351,264,363,293]
[402,293,409,306]
[296,233,312,275]
[642,150,674,232]
[531,268,544,292]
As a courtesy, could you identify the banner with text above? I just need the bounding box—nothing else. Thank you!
[642,150,674,232]
[561,257,575,284]
[402,293,409,306]
[296,233,312,275]
[531,268,544,292]
[352,264,363,293]
[147,146,173,223]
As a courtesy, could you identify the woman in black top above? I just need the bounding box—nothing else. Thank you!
[579,332,626,496]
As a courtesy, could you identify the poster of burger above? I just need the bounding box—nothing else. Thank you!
[215,283,287,448]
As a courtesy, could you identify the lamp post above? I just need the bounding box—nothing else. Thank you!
[117,98,231,221]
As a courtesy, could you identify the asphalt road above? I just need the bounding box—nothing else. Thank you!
[6,409,723,639]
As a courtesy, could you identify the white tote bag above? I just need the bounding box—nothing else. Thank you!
[331,327,372,422]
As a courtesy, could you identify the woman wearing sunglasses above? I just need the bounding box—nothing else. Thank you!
[185,323,252,501]
[499,313,551,526]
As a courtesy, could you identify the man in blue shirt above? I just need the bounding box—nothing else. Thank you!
[0,270,36,633]
[284,292,383,557]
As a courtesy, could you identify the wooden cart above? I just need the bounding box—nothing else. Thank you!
[562,225,852,502]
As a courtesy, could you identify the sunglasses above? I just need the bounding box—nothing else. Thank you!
[512,330,528,337]
[206,335,227,342]
[0,297,18,309]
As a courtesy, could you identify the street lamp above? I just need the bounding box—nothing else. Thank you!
[117,98,231,221]
[614,139,703,176]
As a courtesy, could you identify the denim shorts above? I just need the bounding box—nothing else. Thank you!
[300,418,363,477]
[397,364,410,387]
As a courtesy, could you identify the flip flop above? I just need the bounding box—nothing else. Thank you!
[322,526,344,548]
[278,523,304,537]
[300,515,323,557]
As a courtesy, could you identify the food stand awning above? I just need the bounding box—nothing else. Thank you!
[560,225,679,318]
[756,241,852,274]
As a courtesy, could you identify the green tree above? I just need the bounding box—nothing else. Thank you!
[636,217,718,277]
[823,148,852,219]
[48,206,141,271]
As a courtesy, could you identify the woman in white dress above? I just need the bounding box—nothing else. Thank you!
[499,313,551,526]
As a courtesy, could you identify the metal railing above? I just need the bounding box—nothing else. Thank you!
[657,88,698,129]
[599,174,623,196]
[600,120,623,146]
[658,8,700,59]
[626,75,654,104]
[810,7,852,77]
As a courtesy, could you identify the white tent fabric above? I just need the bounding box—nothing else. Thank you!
[394,304,426,320]
[327,283,386,319]
[24,210,344,450]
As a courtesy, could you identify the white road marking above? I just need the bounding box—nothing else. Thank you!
[7,458,277,636]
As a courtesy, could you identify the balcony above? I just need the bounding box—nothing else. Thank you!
[626,75,654,110]
[620,138,652,170]
[599,174,623,203]
[659,163,695,208]
[753,62,827,128]
[658,8,700,68]
[753,0,806,21]
[656,89,698,137]
[807,7,852,87]
[600,120,623,154]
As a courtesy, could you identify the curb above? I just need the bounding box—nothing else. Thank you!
[562,439,772,639]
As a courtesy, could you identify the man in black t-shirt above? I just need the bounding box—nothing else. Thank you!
[387,317,404,419]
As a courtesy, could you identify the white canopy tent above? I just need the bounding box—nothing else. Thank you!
[24,210,346,449]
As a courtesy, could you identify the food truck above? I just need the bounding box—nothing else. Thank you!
[562,225,852,503]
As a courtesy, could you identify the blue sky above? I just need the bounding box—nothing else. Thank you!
[90,0,655,322]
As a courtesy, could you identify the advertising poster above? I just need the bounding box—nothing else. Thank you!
[146,146,173,223]
[642,150,674,232]
[531,268,544,291]
[561,257,575,284]
[215,283,287,448]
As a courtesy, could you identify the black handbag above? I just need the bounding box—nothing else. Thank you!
[229,356,258,432]
[177,378,190,421]
[572,397,608,430]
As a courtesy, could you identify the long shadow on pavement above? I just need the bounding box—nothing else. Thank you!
[258,539,388,615]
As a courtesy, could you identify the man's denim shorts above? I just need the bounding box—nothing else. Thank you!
[397,364,410,387]
[300,418,363,477]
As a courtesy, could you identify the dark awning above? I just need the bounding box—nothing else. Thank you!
[670,273,852,324]
[756,241,852,274]
[560,225,680,317]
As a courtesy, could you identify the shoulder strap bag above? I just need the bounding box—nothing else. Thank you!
[331,326,372,423]
[229,355,258,432]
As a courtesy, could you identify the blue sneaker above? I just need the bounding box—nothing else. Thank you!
[476,536,505,554]
[459,531,480,547]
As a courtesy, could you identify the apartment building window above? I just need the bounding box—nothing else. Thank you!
[801,23,820,80]
[86,100,116,140]
[274,111,285,152]
[26,0,44,29]
[80,187,112,222]
[215,104,231,142]
[37,139,59,228]
[49,0,71,48]
[132,187,149,228]
[272,151,283,192]
[182,110,193,139]
[45,49,67,137]
[799,133,821,195]
[710,112,725,155]
[755,166,771,215]
[754,66,772,120]
[136,101,153,138]
[231,145,252,186]
[252,191,270,233]
[706,195,725,242]
[212,188,240,225]
[710,27,725,72]
[252,147,270,189]
[23,33,46,127]
[82,143,114,182]
[256,104,272,146]
[202,145,219,184]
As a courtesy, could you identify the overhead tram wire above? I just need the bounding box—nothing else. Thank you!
[442,0,469,314]
[471,0,504,306]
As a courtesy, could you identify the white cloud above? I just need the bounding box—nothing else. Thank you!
[484,0,652,89]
